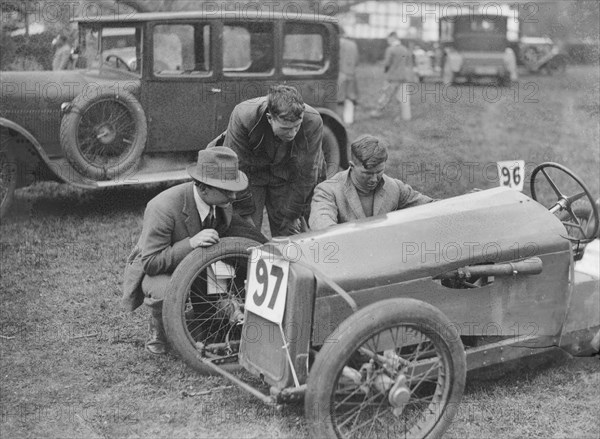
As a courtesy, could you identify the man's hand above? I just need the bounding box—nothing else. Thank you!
[189,229,220,248]
[279,217,302,236]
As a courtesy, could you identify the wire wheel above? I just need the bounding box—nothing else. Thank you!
[306,298,466,439]
[60,89,147,180]
[163,238,260,375]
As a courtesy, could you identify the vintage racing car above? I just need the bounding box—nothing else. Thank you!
[161,162,599,438]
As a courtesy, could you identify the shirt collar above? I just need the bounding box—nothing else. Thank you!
[193,185,213,223]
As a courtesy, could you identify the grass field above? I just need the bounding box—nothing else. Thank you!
[1,64,599,438]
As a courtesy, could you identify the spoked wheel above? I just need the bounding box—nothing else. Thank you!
[163,237,260,375]
[0,144,18,221]
[530,162,599,243]
[306,299,466,439]
[60,89,147,180]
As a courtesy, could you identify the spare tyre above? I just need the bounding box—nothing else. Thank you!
[60,89,147,180]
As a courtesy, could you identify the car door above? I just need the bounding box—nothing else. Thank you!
[142,22,221,152]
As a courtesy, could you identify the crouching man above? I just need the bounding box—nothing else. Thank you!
[309,134,433,230]
[122,147,266,355]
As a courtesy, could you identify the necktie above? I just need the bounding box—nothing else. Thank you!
[204,207,215,229]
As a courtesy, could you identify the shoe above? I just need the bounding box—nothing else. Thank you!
[145,309,167,355]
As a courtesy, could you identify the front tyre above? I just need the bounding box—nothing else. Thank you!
[306,298,466,439]
[163,237,260,375]
[60,89,147,181]
[0,145,17,221]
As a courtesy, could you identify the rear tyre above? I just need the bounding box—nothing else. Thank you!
[306,298,466,439]
[163,237,260,375]
[322,125,341,178]
[60,89,147,181]
[0,145,17,221]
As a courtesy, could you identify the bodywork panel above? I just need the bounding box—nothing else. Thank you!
[239,262,316,390]
[239,188,598,390]
[560,239,600,355]
[274,188,572,343]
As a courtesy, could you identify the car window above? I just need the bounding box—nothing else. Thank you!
[223,23,274,75]
[153,24,210,76]
[79,26,141,72]
[283,23,327,75]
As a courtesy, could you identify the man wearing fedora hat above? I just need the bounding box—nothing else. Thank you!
[122,147,266,355]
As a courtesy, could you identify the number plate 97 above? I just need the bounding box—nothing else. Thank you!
[245,252,290,324]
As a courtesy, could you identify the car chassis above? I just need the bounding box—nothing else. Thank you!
[162,162,599,439]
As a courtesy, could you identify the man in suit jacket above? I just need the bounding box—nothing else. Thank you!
[224,84,324,237]
[309,135,432,230]
[122,147,266,355]
[370,32,415,121]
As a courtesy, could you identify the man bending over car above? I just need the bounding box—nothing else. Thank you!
[309,134,433,230]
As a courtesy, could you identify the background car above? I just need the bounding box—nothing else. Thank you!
[519,36,569,74]
[0,11,349,220]
[440,12,518,85]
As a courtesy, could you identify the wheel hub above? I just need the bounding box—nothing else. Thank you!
[388,374,411,416]
[95,123,117,144]
[216,297,245,324]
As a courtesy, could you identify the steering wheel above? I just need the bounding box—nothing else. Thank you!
[105,54,132,72]
[531,162,599,243]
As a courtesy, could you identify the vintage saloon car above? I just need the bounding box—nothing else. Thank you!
[0,11,348,220]
[161,162,598,438]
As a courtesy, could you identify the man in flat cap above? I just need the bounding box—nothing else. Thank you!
[122,147,266,355]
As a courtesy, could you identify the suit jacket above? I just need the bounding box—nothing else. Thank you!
[122,182,266,311]
[223,96,324,220]
[309,169,432,230]
[383,42,414,82]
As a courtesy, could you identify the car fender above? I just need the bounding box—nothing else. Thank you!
[0,117,60,186]
[314,107,349,168]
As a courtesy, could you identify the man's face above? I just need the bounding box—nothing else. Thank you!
[267,113,303,142]
[196,183,237,207]
[350,160,386,191]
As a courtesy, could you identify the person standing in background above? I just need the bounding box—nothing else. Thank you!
[52,34,73,70]
[370,32,414,122]
[338,27,360,125]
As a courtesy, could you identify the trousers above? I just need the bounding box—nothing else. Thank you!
[376,81,412,121]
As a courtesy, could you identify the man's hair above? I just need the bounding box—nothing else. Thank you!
[193,180,208,190]
[351,135,389,169]
[267,85,304,122]
[388,32,398,39]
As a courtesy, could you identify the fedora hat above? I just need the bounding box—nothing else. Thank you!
[187,146,248,191]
